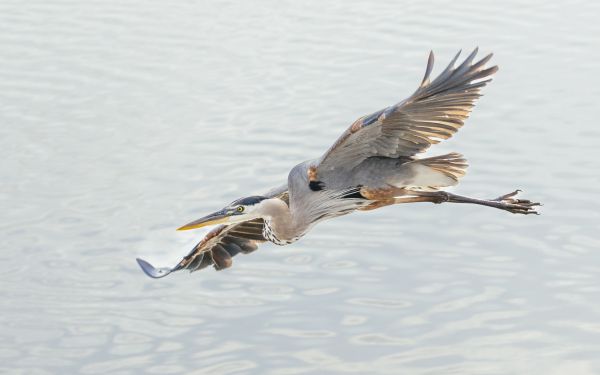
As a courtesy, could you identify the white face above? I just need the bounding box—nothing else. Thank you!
[222,201,262,224]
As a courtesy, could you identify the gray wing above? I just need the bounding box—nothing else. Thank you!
[315,48,497,174]
[136,186,288,278]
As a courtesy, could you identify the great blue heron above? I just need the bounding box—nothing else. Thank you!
[137,48,539,278]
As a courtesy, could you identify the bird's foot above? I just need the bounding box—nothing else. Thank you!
[491,190,541,215]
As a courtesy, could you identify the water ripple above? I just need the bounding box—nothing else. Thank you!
[2,0,600,373]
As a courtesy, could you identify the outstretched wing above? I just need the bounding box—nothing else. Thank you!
[137,187,288,278]
[136,220,265,278]
[315,48,497,174]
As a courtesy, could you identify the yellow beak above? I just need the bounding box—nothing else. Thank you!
[177,210,230,231]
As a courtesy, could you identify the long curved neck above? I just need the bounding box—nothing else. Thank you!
[257,198,303,242]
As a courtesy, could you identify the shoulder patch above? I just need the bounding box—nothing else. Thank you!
[309,180,325,191]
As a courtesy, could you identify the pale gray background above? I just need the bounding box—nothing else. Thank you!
[1,0,600,374]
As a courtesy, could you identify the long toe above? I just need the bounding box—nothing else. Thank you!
[493,190,541,215]
[505,201,540,215]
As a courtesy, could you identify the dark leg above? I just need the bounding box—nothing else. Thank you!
[413,189,540,215]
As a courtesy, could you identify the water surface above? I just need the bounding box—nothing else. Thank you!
[2,0,600,373]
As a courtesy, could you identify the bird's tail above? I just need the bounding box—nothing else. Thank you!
[403,152,468,190]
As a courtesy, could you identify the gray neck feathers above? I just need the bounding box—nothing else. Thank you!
[256,198,300,242]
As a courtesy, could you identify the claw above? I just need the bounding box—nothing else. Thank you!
[492,190,541,215]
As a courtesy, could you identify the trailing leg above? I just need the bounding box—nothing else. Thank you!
[413,189,540,215]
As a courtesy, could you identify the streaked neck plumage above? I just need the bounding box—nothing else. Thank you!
[255,198,304,245]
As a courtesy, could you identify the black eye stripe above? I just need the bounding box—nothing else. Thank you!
[230,196,267,206]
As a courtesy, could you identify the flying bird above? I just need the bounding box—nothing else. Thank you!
[137,48,539,278]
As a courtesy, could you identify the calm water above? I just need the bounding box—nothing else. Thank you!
[2,0,600,374]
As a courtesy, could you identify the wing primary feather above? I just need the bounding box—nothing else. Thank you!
[186,253,206,272]
[211,244,233,270]
[451,47,479,78]
[135,258,173,279]
[431,49,462,87]
[469,52,494,73]
[420,51,435,87]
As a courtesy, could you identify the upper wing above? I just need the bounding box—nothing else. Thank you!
[136,187,288,278]
[315,48,497,174]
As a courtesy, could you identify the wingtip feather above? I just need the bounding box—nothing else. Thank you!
[420,51,435,87]
[136,257,173,279]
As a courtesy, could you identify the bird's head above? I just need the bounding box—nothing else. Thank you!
[177,196,269,231]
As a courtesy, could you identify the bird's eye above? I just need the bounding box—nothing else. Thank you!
[237,206,244,212]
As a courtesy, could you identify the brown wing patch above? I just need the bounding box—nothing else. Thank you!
[180,219,267,272]
[350,118,364,133]
[357,186,409,211]
[175,225,227,271]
